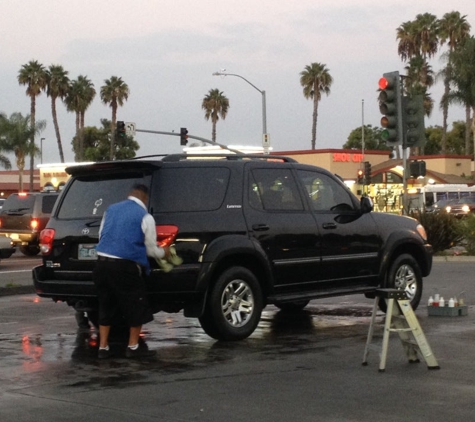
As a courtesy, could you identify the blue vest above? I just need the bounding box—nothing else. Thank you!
[96,199,150,271]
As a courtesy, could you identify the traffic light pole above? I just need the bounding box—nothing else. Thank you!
[134,129,242,154]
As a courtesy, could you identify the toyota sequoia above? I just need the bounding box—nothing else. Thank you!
[33,154,433,341]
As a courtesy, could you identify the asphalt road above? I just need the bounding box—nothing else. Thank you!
[0,256,475,421]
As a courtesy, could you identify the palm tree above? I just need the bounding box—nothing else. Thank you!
[65,75,96,161]
[17,60,46,191]
[438,12,471,154]
[100,76,130,160]
[201,88,230,142]
[447,36,475,160]
[45,65,70,163]
[404,56,435,116]
[0,112,44,191]
[299,62,333,150]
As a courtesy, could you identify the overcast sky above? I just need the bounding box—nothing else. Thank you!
[1,0,474,165]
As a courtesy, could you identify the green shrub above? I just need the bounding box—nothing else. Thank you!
[412,211,463,253]
[457,214,475,254]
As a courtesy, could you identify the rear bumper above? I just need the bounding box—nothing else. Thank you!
[32,265,97,299]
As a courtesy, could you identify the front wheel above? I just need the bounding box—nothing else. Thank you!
[379,253,422,312]
[199,267,263,341]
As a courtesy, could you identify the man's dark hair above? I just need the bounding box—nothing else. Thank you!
[131,183,149,195]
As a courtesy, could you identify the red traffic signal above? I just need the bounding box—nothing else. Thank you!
[357,169,364,184]
[180,127,189,145]
[378,71,401,145]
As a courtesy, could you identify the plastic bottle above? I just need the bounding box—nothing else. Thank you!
[428,296,434,306]
[439,297,445,307]
[433,294,439,307]
[454,297,459,307]
[448,298,455,308]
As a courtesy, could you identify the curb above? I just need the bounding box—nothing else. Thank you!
[0,285,35,297]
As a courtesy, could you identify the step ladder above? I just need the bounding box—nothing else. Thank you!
[362,288,440,372]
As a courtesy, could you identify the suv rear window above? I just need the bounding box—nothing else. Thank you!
[57,174,149,219]
[150,167,230,212]
[2,195,35,213]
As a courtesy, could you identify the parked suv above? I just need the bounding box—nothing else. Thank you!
[0,192,59,256]
[33,154,432,341]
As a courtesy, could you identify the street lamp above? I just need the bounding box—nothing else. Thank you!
[40,138,45,164]
[212,71,269,154]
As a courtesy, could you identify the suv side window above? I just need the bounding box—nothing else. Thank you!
[249,168,304,211]
[150,167,230,212]
[297,170,355,212]
[42,195,58,213]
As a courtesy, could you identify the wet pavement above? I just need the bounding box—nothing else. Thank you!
[1,291,475,421]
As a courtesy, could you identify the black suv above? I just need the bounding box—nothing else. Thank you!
[0,192,59,256]
[33,154,432,341]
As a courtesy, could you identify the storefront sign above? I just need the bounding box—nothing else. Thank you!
[332,153,364,163]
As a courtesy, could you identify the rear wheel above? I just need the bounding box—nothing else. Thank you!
[199,266,263,341]
[20,245,40,256]
[379,254,422,312]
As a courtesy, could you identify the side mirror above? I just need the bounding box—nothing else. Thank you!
[360,196,373,214]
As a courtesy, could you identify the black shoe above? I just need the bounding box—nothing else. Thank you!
[125,346,156,359]
[98,348,112,359]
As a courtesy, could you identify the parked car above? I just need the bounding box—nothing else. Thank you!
[426,198,457,213]
[0,235,16,260]
[0,192,60,256]
[445,197,475,217]
[33,154,433,341]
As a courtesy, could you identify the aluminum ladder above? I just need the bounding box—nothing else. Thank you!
[362,288,440,372]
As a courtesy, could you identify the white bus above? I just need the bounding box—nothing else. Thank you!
[406,184,475,211]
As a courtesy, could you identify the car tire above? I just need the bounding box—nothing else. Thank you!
[20,245,40,256]
[199,266,263,341]
[274,300,310,312]
[379,253,422,312]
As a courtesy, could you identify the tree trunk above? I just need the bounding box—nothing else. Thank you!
[29,96,36,192]
[311,95,318,150]
[471,107,475,167]
[110,105,117,160]
[466,105,471,156]
[74,112,80,161]
[79,112,85,161]
[441,76,450,155]
[51,97,65,163]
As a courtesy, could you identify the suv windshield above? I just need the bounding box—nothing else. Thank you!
[57,174,149,219]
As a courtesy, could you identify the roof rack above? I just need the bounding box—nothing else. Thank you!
[161,154,297,163]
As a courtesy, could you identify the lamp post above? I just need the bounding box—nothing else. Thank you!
[212,71,269,154]
[40,138,45,164]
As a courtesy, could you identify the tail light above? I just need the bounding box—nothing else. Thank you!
[156,225,179,247]
[39,229,55,255]
[30,218,39,231]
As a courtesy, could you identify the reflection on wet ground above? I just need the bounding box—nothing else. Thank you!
[0,299,382,393]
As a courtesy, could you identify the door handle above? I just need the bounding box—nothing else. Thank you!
[252,224,269,231]
[322,222,337,230]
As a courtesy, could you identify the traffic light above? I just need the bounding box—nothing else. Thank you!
[409,160,426,178]
[403,94,425,148]
[364,161,371,185]
[357,169,364,184]
[116,121,126,138]
[378,71,401,146]
[180,127,188,145]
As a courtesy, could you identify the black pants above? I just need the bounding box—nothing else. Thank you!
[93,258,153,327]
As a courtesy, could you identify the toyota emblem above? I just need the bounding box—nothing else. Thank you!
[82,228,90,235]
